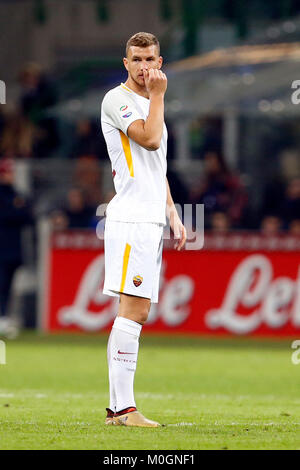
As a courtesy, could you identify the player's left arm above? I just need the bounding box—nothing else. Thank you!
[166,177,187,251]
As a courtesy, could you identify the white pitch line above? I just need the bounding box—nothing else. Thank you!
[168,422,196,427]
[168,422,300,427]
[1,390,300,401]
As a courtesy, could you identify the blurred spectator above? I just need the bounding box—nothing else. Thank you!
[0,159,32,336]
[210,211,231,233]
[289,219,300,236]
[190,117,222,159]
[165,120,176,160]
[260,215,282,235]
[51,188,95,230]
[201,118,222,156]
[72,156,102,207]
[50,210,69,232]
[64,188,94,228]
[279,177,300,228]
[167,167,188,208]
[189,151,248,227]
[18,62,59,157]
[69,119,102,159]
[0,110,38,158]
[260,178,285,220]
[103,190,116,204]
[19,62,57,122]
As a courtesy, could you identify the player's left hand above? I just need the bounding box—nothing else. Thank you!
[170,213,187,251]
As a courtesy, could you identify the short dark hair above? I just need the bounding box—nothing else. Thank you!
[126,32,160,57]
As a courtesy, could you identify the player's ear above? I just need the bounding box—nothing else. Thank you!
[158,56,163,69]
[123,57,129,71]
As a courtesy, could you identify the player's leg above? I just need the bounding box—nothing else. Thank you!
[109,294,161,427]
[118,292,150,324]
[110,294,150,413]
[105,294,149,423]
[104,220,163,426]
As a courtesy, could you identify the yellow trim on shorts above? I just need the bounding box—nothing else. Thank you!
[119,130,134,177]
[120,243,131,293]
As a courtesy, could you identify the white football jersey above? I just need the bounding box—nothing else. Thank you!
[101,83,167,225]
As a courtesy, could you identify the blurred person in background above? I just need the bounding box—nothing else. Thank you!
[166,167,188,209]
[279,177,300,229]
[69,119,102,159]
[19,63,57,118]
[260,215,282,235]
[50,188,95,230]
[49,210,69,232]
[64,187,95,229]
[90,190,116,233]
[210,211,231,234]
[0,159,32,337]
[260,150,299,224]
[72,156,102,208]
[189,151,248,228]
[0,109,38,158]
[289,219,300,236]
[18,62,59,157]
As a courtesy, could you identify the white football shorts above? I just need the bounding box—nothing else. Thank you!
[103,219,164,303]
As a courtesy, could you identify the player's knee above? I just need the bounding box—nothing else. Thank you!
[137,308,149,325]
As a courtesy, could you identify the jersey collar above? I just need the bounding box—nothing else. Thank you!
[120,83,149,101]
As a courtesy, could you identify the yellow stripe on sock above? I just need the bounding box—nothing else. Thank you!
[119,131,134,177]
[120,243,131,293]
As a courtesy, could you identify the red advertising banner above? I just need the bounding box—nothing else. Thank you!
[42,231,300,336]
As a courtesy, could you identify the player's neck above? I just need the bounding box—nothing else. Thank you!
[124,77,149,99]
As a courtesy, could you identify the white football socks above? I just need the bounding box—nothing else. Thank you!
[107,316,142,413]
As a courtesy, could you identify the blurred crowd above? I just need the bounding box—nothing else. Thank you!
[50,157,103,232]
[0,63,59,159]
[183,150,300,235]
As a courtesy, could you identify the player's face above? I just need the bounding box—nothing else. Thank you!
[123,45,163,87]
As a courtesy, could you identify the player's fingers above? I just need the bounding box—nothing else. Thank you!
[158,70,165,81]
[176,226,187,251]
[173,221,181,240]
[143,69,149,80]
[173,220,182,250]
[152,68,158,79]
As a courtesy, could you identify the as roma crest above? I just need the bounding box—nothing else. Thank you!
[133,275,143,287]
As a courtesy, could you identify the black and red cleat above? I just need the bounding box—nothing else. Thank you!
[104,408,115,425]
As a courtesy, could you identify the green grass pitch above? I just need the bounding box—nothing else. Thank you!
[0,332,299,450]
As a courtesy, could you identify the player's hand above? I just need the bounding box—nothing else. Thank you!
[169,211,187,251]
[143,68,167,96]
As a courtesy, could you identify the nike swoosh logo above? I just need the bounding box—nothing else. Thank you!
[118,350,136,355]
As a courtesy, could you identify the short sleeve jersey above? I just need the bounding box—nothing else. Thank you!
[101,83,167,225]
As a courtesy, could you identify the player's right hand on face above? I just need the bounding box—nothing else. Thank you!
[143,68,167,96]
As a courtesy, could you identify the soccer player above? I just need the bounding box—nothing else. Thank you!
[101,32,186,427]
